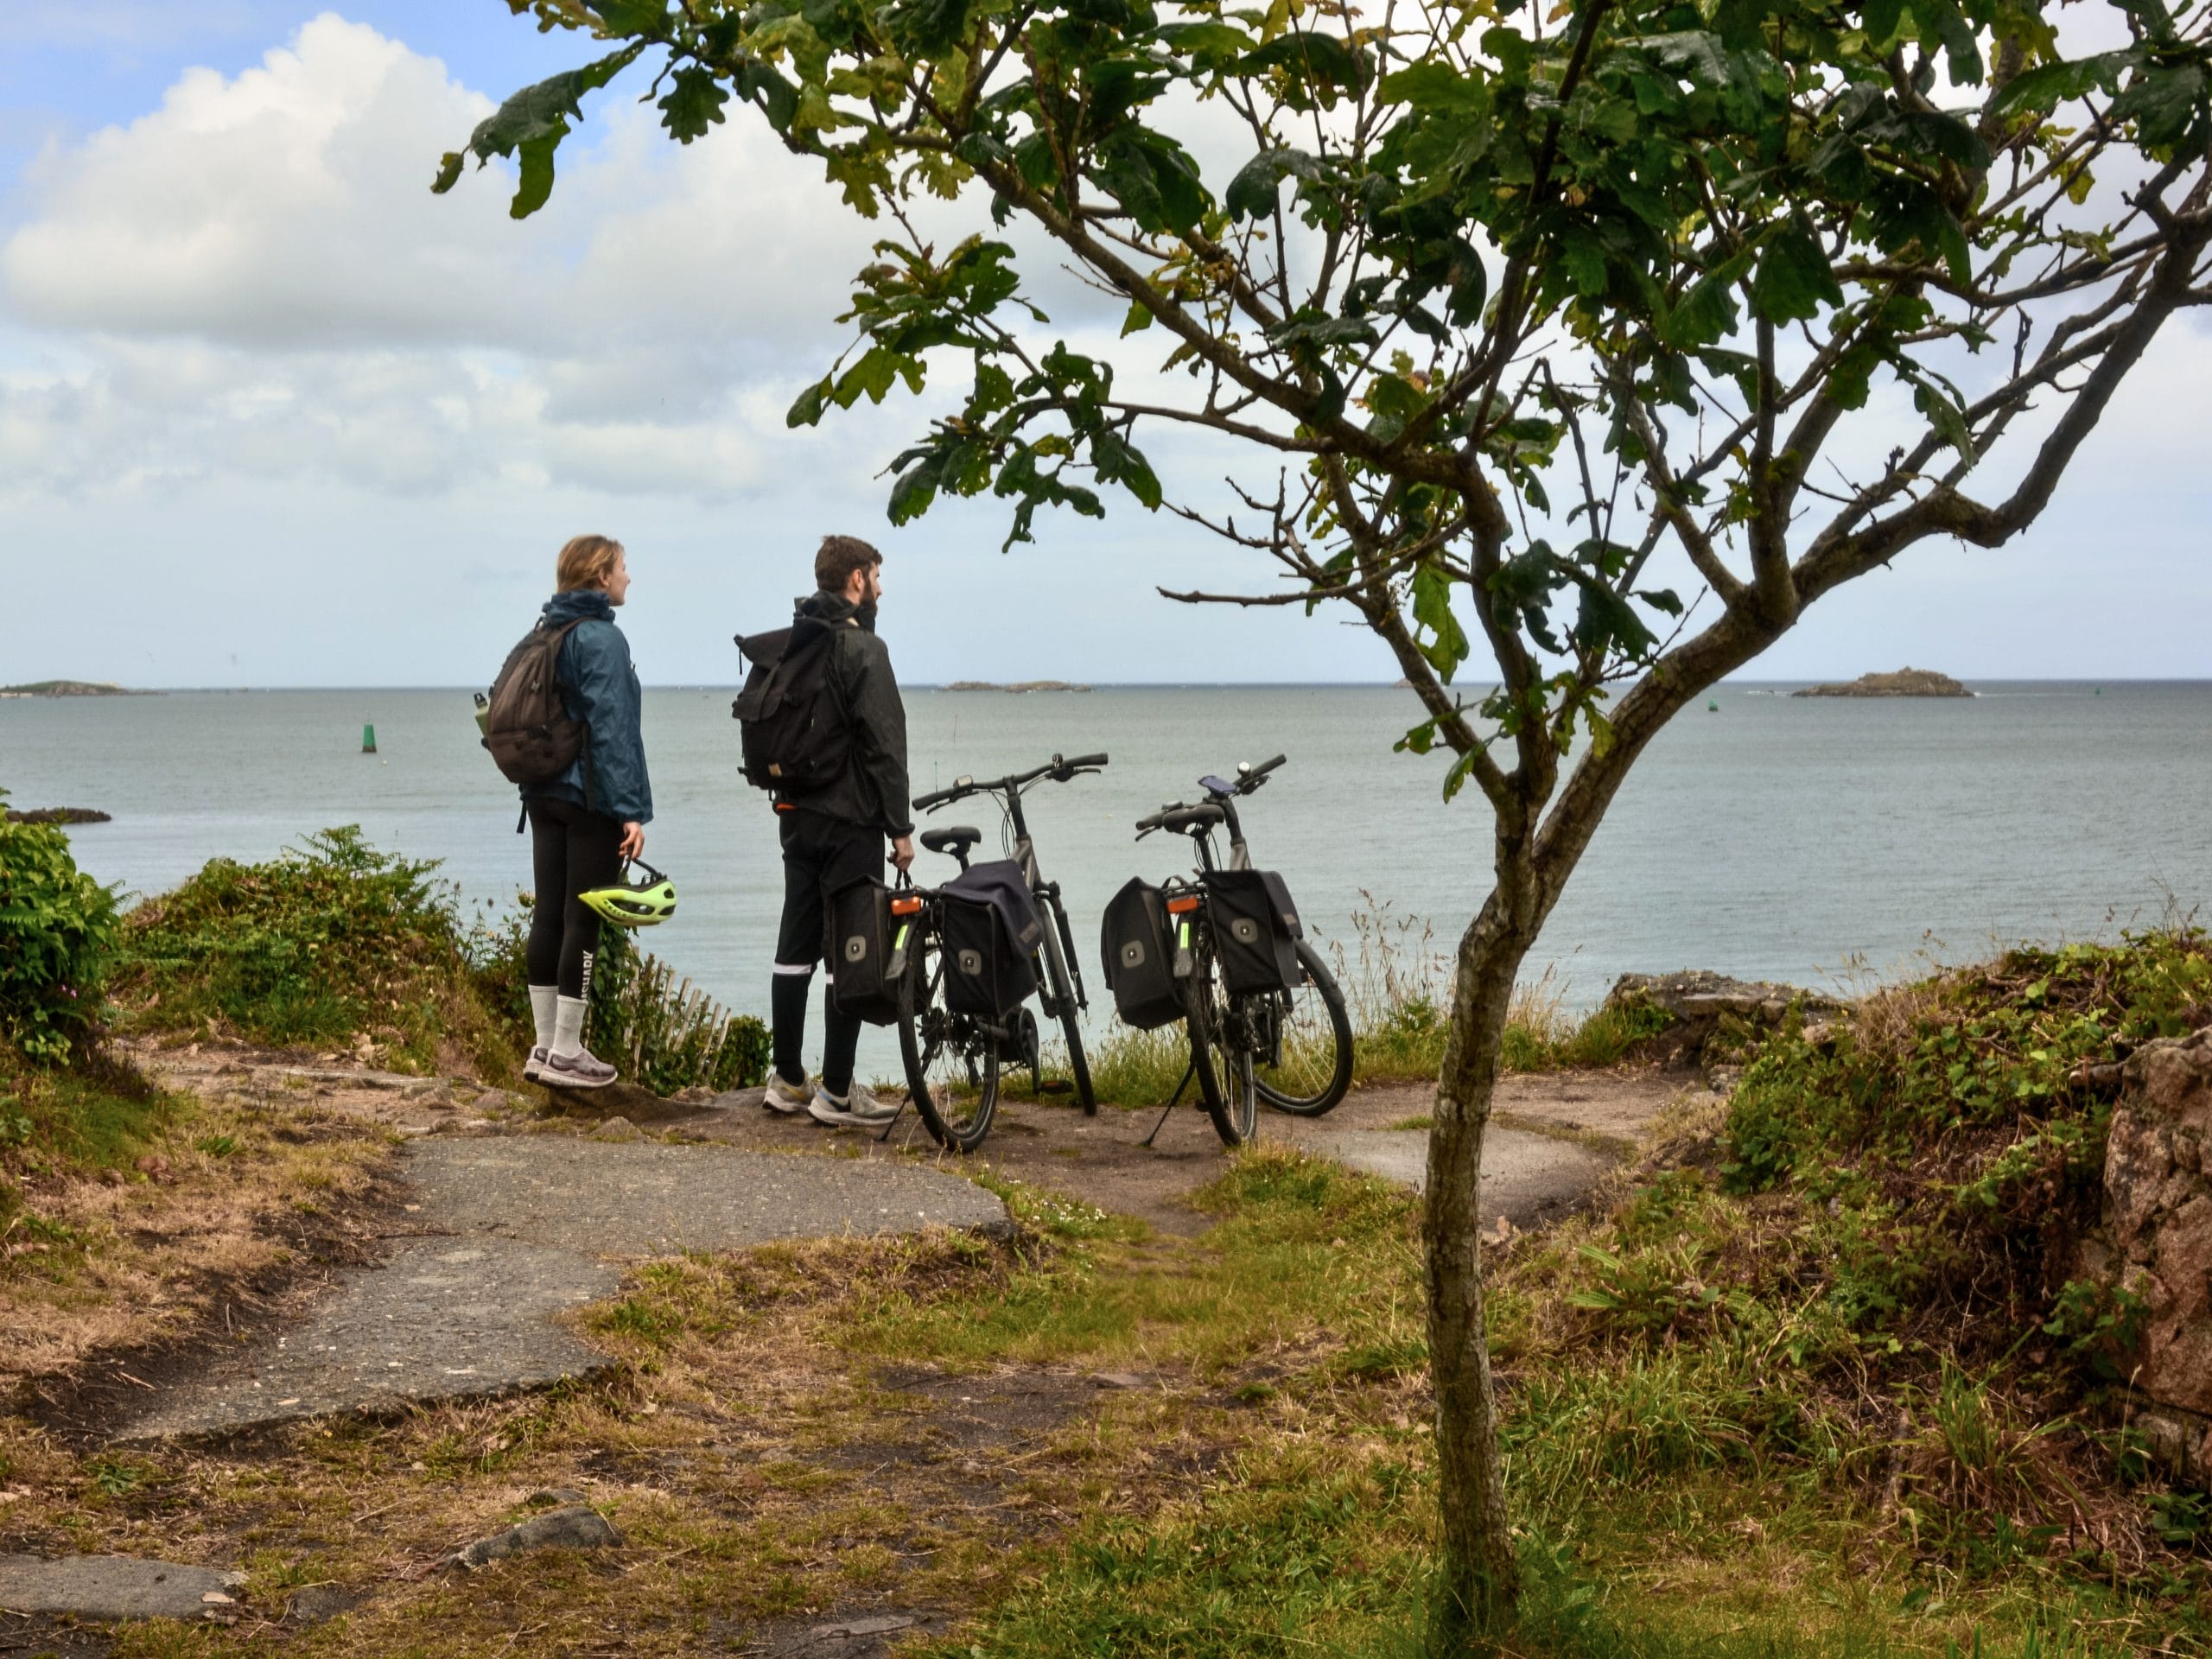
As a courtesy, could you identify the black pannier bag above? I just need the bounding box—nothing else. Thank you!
[827,876,914,1026]
[1202,868,1304,995]
[940,861,1043,1020]
[1100,877,1184,1029]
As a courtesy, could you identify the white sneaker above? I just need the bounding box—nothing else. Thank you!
[807,1082,899,1128]
[522,1046,549,1084]
[762,1073,811,1116]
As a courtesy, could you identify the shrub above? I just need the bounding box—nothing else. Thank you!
[113,826,484,1070]
[0,814,120,1065]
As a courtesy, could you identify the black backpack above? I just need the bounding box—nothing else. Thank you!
[732,626,849,795]
[482,619,588,787]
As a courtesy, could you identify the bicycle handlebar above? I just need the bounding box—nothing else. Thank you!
[912,752,1109,814]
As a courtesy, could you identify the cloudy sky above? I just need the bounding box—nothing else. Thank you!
[2,3,2208,688]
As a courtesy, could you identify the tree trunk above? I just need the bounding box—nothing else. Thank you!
[1424,894,1538,1650]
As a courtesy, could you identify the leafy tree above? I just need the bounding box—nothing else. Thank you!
[442,0,2212,1638]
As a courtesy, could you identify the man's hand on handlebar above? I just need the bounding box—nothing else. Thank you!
[891,835,915,874]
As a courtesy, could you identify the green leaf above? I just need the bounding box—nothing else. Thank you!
[1664,246,1753,350]
[2113,61,2209,148]
[430,151,464,195]
[1749,229,1844,325]
[1440,749,1478,804]
[457,45,645,219]
[1120,301,1154,336]
[1091,428,1164,510]
[659,66,731,143]
[786,376,833,429]
[1410,563,1470,683]
[1987,50,2135,118]
[1379,60,1487,111]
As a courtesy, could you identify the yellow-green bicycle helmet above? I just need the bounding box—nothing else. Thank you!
[579,860,677,928]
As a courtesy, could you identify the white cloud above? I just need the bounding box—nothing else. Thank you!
[0,12,908,504]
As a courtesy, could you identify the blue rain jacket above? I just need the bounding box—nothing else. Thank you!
[521,589,654,826]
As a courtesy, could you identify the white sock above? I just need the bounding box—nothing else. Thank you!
[529,985,558,1052]
[552,995,587,1058]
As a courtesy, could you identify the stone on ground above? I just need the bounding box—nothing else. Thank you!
[1298,1124,1613,1223]
[443,1504,622,1572]
[0,1554,244,1621]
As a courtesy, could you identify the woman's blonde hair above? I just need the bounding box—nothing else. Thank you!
[556,534,625,593]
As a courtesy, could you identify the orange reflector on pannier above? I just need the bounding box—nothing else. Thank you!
[890,896,923,916]
[1165,894,1202,915]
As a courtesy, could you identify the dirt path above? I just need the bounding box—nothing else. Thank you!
[664,1065,1704,1236]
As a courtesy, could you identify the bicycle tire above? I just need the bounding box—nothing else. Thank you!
[1036,899,1096,1113]
[899,938,1001,1153]
[1256,940,1354,1116]
[1184,958,1256,1147]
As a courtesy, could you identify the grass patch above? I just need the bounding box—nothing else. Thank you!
[1079,903,1670,1108]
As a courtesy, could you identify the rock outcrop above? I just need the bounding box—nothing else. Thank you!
[1606,971,1840,1054]
[1790,667,1972,698]
[2084,1029,2212,1483]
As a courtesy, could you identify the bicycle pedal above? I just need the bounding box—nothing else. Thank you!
[1035,1079,1072,1096]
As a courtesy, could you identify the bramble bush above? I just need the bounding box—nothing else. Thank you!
[0,804,119,1065]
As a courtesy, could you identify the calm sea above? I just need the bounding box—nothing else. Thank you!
[7,683,2209,1071]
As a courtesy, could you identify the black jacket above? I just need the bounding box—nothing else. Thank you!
[788,590,912,838]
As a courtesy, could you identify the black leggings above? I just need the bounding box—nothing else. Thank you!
[526,797,625,1000]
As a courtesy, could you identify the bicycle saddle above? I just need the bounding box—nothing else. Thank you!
[920,825,983,856]
[1159,804,1226,835]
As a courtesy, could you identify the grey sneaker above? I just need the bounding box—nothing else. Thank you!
[762,1072,811,1116]
[541,1046,619,1090]
[808,1082,898,1128]
[522,1046,550,1084]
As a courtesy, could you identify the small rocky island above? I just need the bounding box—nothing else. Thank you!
[1792,667,1972,699]
[4,807,111,825]
[943,680,1092,694]
[0,680,154,698]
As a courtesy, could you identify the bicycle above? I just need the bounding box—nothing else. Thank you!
[1128,755,1353,1147]
[900,751,1108,1149]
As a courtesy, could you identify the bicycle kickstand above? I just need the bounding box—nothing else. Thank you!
[874,1096,908,1145]
[1141,1061,1195,1149]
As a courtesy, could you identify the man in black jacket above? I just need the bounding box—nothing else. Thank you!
[765,535,916,1128]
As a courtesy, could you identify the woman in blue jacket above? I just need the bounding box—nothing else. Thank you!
[522,534,652,1090]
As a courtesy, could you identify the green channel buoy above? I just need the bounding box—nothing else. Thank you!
[1707,699,1719,712]
[361,722,377,753]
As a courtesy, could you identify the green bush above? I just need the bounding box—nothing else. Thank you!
[114,826,482,1070]
[0,815,120,1064]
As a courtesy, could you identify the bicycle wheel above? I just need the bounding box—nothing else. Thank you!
[1256,940,1354,1116]
[1036,899,1096,1114]
[899,938,1001,1152]
[1184,957,1256,1147]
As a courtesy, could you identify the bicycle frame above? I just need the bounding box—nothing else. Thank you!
[914,753,1103,1017]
